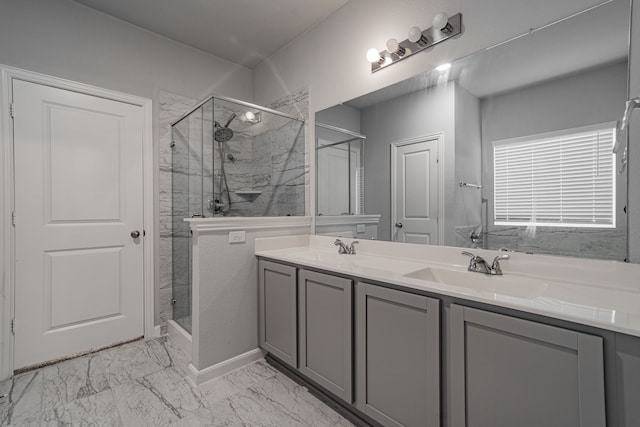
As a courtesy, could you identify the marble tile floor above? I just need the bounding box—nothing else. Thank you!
[0,337,354,426]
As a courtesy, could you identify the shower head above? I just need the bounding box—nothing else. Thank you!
[214,113,236,143]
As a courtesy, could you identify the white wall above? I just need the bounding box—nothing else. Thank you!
[191,222,311,373]
[0,0,252,103]
[0,0,253,327]
[253,0,606,112]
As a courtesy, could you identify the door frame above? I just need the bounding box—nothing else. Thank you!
[390,134,445,244]
[0,65,155,379]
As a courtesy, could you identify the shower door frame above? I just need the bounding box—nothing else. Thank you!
[0,65,156,380]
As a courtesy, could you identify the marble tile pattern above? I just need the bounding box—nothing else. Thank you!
[268,89,310,217]
[158,89,310,333]
[159,90,201,333]
[0,337,353,426]
[455,224,626,260]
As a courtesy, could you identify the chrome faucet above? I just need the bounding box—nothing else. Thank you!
[462,251,490,274]
[490,254,510,275]
[334,239,359,255]
[462,251,510,275]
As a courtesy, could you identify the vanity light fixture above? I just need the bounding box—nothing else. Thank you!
[436,63,451,71]
[368,12,462,73]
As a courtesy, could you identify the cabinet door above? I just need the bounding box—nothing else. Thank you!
[449,304,605,427]
[298,269,353,402]
[258,260,297,368]
[356,282,440,427]
[615,333,640,427]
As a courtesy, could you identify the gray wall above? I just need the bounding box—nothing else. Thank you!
[479,61,627,259]
[454,85,482,241]
[0,0,253,328]
[316,104,361,133]
[361,83,456,243]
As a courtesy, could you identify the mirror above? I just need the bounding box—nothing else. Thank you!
[315,0,629,260]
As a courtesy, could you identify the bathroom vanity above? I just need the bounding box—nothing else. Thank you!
[256,235,640,427]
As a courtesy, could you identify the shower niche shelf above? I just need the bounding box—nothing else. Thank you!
[234,190,262,201]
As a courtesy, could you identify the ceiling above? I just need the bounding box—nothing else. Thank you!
[71,0,349,68]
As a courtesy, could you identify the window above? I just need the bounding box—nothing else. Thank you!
[493,123,616,228]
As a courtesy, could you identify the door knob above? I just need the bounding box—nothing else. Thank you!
[131,230,141,238]
[395,222,403,228]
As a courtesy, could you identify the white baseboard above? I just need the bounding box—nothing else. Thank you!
[166,320,192,359]
[187,348,265,386]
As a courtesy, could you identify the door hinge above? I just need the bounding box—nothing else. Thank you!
[9,103,14,118]
[10,319,14,335]
[11,211,15,227]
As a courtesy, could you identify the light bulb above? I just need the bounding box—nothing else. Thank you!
[386,38,406,57]
[408,26,423,43]
[244,111,255,121]
[432,12,449,30]
[366,48,381,64]
[386,38,399,53]
[436,63,451,71]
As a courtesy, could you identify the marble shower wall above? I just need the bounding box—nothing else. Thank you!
[211,92,307,217]
[159,91,201,334]
[158,89,309,332]
[455,225,626,261]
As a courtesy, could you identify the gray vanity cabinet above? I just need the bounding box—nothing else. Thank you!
[449,304,606,427]
[298,269,353,403]
[258,260,298,368]
[356,282,440,427]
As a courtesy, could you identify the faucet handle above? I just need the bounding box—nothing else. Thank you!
[491,254,510,275]
[334,239,348,254]
[462,251,482,272]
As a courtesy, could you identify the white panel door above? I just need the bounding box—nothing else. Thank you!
[12,79,144,369]
[392,138,440,245]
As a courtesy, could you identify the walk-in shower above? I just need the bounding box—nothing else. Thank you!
[170,96,305,332]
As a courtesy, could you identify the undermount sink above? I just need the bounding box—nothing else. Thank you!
[403,267,548,299]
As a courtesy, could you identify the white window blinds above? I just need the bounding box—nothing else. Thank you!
[493,123,616,228]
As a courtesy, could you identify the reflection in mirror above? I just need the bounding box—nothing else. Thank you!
[315,0,629,260]
[316,123,365,216]
[315,122,381,239]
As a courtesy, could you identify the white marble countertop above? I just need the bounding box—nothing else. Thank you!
[255,235,640,337]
